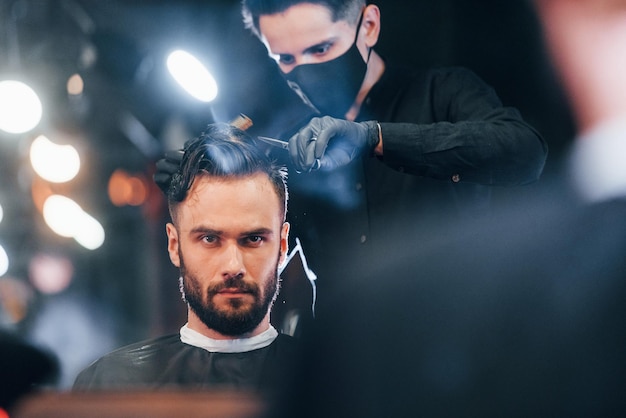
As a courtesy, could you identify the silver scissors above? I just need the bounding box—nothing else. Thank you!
[257,135,289,150]
[257,134,321,170]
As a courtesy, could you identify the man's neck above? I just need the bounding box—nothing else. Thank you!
[187,308,271,340]
[345,50,385,121]
[180,323,279,353]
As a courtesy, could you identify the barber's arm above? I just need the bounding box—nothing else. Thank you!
[288,68,548,186]
[379,116,546,186]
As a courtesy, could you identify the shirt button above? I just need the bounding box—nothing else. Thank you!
[360,235,367,243]
[398,166,405,173]
[355,182,362,191]
[452,174,461,183]
[365,98,371,105]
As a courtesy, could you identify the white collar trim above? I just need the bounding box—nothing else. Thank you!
[179,323,278,353]
[570,118,626,203]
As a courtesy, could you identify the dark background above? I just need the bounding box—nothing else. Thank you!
[0,0,574,388]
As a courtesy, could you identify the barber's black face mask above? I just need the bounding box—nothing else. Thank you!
[282,14,369,118]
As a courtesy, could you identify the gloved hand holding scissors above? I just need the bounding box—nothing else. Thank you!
[286,116,381,172]
[154,115,382,192]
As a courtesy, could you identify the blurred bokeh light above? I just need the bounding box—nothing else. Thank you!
[28,253,74,294]
[0,80,42,134]
[30,135,81,183]
[42,195,105,250]
[0,245,8,277]
[108,169,149,207]
[166,50,218,102]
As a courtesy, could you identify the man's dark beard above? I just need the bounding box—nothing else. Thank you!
[178,251,281,336]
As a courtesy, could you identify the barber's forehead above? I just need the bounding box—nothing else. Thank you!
[260,2,335,25]
[259,3,353,48]
[261,1,338,17]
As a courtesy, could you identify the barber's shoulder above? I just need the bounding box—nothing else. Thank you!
[274,333,302,353]
[384,64,480,91]
[426,66,485,84]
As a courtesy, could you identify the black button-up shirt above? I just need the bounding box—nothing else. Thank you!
[278,64,547,323]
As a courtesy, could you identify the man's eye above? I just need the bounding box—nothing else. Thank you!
[243,236,264,246]
[202,235,218,244]
[279,55,295,65]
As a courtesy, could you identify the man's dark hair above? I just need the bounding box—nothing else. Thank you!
[242,0,365,39]
[167,122,288,223]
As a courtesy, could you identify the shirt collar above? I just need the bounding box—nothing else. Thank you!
[570,117,626,203]
[179,323,278,353]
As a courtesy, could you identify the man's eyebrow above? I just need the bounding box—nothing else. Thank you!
[189,227,222,236]
[187,227,274,237]
[241,228,274,237]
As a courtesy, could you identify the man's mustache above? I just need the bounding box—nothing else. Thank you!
[208,275,258,294]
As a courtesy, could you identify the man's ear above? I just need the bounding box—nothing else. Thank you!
[360,4,381,48]
[166,223,180,267]
[279,222,290,266]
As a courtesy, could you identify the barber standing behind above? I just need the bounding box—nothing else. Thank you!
[158,0,547,324]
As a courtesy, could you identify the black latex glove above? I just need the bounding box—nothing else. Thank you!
[288,116,380,172]
[153,149,184,194]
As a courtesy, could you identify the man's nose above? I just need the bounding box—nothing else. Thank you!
[280,62,297,74]
[220,243,245,278]
[281,57,311,74]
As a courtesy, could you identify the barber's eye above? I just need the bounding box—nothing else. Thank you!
[311,43,331,55]
[279,55,295,65]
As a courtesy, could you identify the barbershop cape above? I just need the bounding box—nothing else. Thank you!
[73,325,298,392]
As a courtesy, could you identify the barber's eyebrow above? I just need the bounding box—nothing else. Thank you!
[301,39,335,55]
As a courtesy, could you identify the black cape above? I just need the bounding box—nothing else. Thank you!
[73,333,299,393]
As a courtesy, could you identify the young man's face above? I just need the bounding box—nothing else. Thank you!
[259,3,366,74]
[166,172,289,337]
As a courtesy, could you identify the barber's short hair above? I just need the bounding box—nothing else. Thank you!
[167,123,288,223]
[242,0,365,39]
